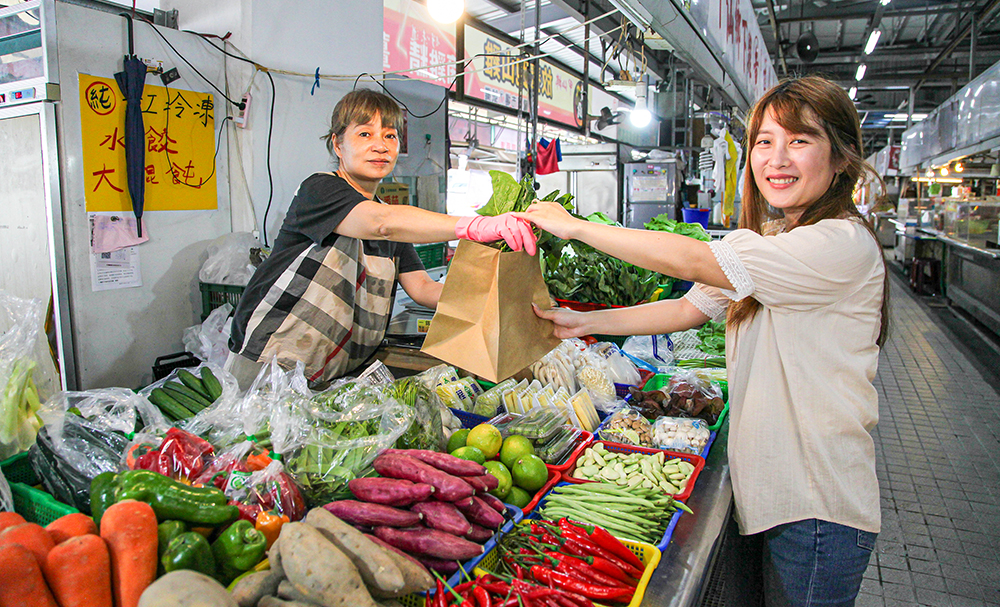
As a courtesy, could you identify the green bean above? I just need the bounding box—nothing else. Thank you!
[542,506,654,542]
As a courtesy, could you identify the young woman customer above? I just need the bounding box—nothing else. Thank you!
[516,75,888,607]
[226,89,535,389]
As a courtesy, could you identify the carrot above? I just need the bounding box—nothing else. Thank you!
[46,513,99,545]
[0,522,56,566]
[0,543,58,607]
[42,534,112,607]
[100,500,157,607]
[0,512,26,533]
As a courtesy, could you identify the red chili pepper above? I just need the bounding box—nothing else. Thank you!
[530,566,634,603]
[583,525,644,571]
[473,586,491,607]
[560,534,643,580]
[547,553,629,588]
[514,564,526,580]
[436,579,447,607]
[588,556,638,586]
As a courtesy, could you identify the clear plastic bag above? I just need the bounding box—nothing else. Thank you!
[138,362,242,447]
[589,342,641,387]
[195,441,307,522]
[199,232,261,286]
[473,378,517,418]
[529,340,582,393]
[651,417,711,455]
[0,468,12,512]
[600,406,654,447]
[281,375,414,506]
[0,291,60,459]
[182,304,234,367]
[575,351,616,401]
[622,334,675,369]
[388,376,445,452]
[662,370,726,425]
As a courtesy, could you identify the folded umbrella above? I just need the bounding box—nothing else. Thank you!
[114,14,147,237]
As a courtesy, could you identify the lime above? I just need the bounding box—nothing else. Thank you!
[512,454,549,492]
[467,424,503,459]
[500,434,535,471]
[450,446,486,465]
[446,429,471,454]
[483,461,513,500]
[507,486,532,509]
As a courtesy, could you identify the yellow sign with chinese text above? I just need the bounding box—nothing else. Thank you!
[79,73,218,212]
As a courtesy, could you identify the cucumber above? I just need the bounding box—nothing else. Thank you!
[161,382,211,412]
[177,369,213,401]
[149,388,195,420]
[200,367,223,401]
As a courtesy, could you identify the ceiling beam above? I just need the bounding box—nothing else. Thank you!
[772,1,965,24]
[918,0,1000,86]
[782,41,1000,64]
[764,0,788,76]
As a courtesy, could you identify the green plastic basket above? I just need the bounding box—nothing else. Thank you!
[1,451,38,486]
[10,483,78,525]
[642,373,729,431]
[199,282,245,320]
[415,243,447,268]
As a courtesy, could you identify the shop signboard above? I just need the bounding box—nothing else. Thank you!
[683,0,777,104]
[383,0,457,89]
[463,25,585,129]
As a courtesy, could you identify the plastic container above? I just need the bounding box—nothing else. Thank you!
[199,282,244,320]
[561,440,705,502]
[152,351,201,381]
[681,207,710,228]
[595,416,715,459]
[472,522,663,607]
[9,483,79,525]
[396,503,524,607]
[414,242,447,268]
[1,451,38,486]
[542,430,593,473]
[641,373,730,431]
[531,481,684,552]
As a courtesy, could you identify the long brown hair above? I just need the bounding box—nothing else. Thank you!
[728,75,891,346]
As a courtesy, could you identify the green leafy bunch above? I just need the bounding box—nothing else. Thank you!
[475,171,574,254]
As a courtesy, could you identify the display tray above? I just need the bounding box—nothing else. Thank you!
[10,482,79,526]
[530,481,684,552]
[471,521,663,607]
[1,451,38,486]
[561,440,705,503]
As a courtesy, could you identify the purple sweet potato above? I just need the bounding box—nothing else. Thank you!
[465,523,494,543]
[478,493,507,513]
[373,526,484,561]
[348,477,436,507]
[455,496,505,530]
[373,453,474,502]
[448,496,474,509]
[415,556,460,575]
[411,502,472,537]
[468,474,499,491]
[383,449,486,477]
[323,500,422,528]
[463,476,489,494]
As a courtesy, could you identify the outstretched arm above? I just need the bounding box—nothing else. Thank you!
[535,297,712,340]
[515,202,734,290]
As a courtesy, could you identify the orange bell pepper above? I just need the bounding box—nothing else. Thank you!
[255,510,289,549]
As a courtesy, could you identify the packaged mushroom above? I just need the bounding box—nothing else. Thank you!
[600,406,654,447]
[652,416,711,455]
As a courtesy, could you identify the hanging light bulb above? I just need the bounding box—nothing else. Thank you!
[427,0,464,23]
[848,86,857,101]
[925,168,934,178]
[631,81,652,128]
[940,166,949,177]
[954,161,964,172]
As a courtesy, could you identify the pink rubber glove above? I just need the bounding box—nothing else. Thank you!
[455,214,538,255]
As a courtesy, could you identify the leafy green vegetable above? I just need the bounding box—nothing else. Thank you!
[388,377,444,451]
[1,358,42,459]
[475,171,575,254]
[644,213,712,242]
[696,321,726,356]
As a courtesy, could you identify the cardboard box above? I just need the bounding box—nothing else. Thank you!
[376,182,410,205]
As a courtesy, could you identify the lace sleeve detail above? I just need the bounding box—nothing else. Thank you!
[709,240,755,301]
[684,286,728,322]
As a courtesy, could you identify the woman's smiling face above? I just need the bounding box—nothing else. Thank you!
[750,107,839,224]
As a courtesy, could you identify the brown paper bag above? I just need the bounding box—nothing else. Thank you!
[421,240,561,382]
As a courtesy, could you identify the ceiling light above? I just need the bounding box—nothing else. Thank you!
[880,0,891,5]
[940,166,949,177]
[954,162,964,172]
[427,0,464,23]
[864,30,881,55]
[925,168,934,177]
[630,81,652,128]
[855,64,867,81]
[849,86,857,100]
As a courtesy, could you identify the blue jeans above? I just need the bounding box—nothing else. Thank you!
[727,518,876,607]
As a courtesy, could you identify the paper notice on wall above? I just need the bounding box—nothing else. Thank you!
[90,246,142,291]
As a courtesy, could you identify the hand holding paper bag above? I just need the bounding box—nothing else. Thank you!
[455,214,537,255]
[421,240,560,382]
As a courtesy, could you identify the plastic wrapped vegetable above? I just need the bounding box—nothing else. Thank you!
[125,427,216,482]
[388,377,444,452]
[652,417,711,455]
[600,407,653,447]
[663,370,726,425]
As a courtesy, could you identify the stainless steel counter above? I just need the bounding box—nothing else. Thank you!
[642,420,732,606]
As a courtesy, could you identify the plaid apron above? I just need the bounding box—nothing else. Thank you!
[239,235,395,382]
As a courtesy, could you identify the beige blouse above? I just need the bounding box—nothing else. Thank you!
[684,218,883,535]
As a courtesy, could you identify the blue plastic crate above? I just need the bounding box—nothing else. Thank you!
[450,407,490,428]
[528,481,683,552]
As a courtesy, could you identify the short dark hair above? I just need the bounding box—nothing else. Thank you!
[320,89,405,155]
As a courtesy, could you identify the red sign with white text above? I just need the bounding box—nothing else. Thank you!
[383,0,457,89]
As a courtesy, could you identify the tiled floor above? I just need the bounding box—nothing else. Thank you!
[857,272,1000,607]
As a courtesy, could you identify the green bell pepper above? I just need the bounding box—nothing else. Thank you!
[162,532,216,577]
[211,520,267,584]
[114,469,238,526]
[157,520,188,576]
[89,471,119,530]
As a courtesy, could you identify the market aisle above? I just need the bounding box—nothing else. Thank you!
[858,273,1000,607]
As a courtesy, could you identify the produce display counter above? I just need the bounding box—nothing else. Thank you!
[933,230,1000,338]
[639,418,731,607]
